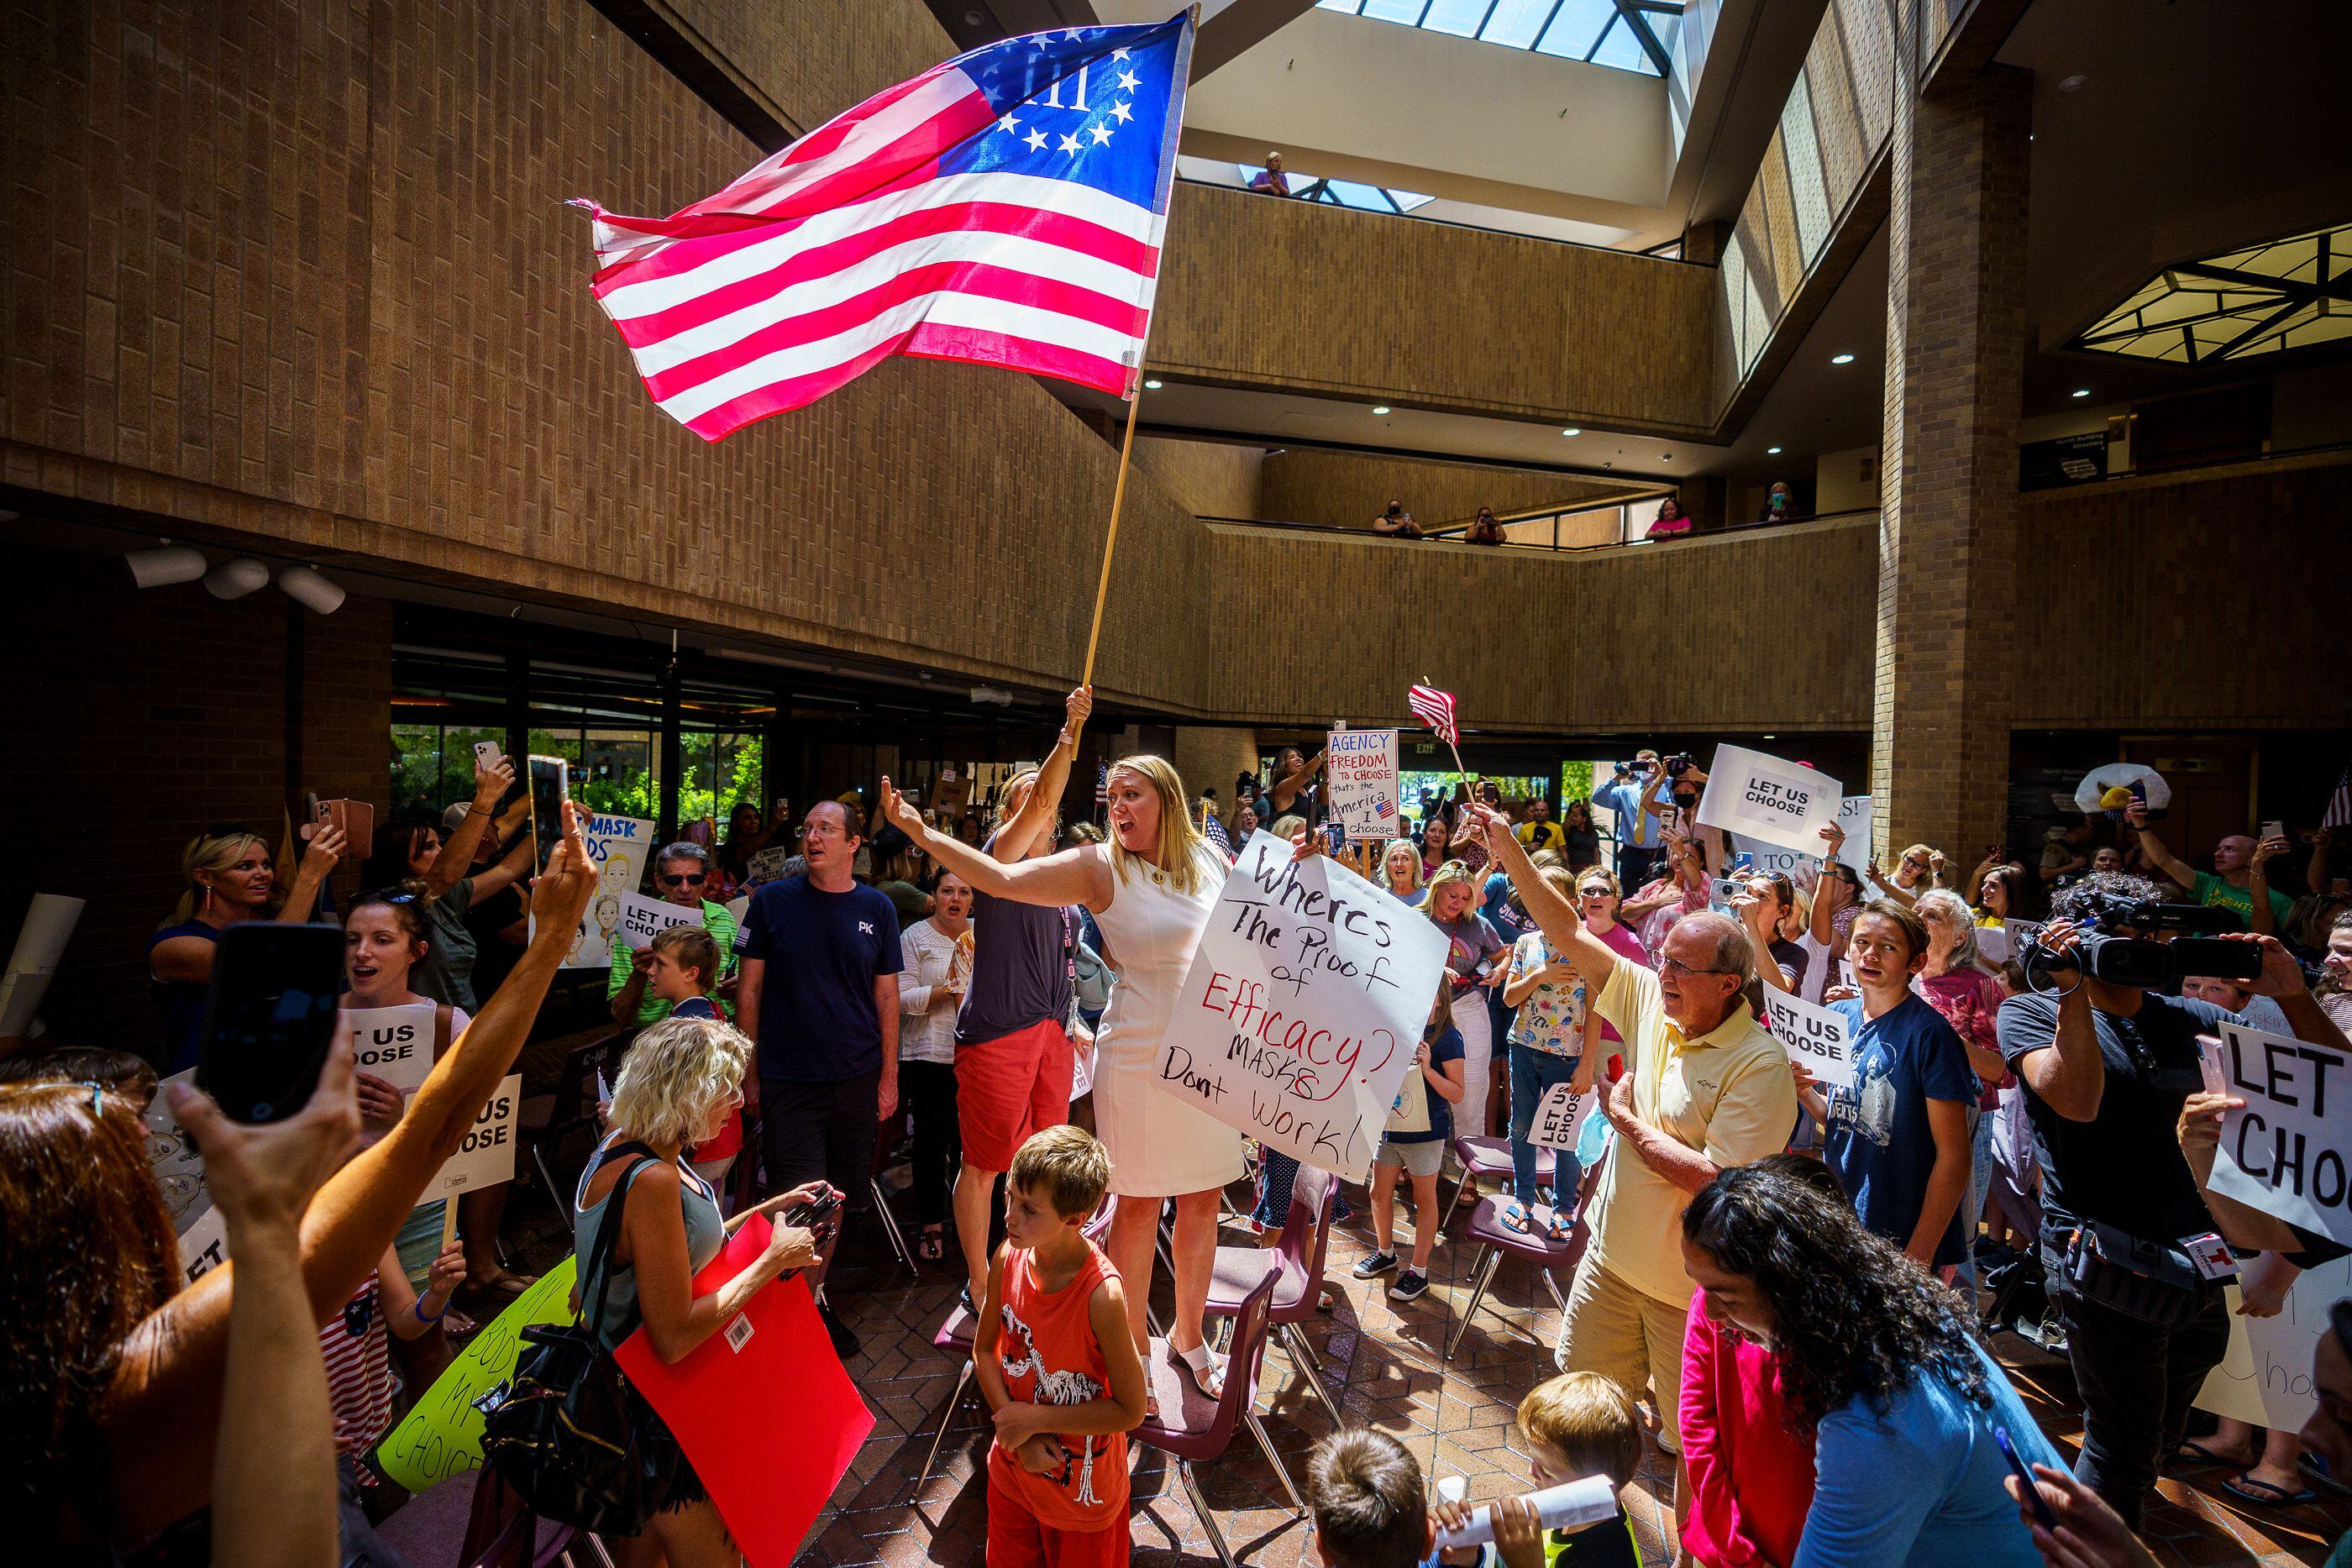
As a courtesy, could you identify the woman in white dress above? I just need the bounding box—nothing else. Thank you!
[880,754,1244,1397]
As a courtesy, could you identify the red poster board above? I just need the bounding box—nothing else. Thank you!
[615,1214,874,1563]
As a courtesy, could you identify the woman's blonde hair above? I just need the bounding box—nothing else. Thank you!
[1381,838,1424,894]
[1424,860,1478,918]
[1575,868,1622,899]
[1105,755,1210,896]
[608,1016,752,1151]
[168,829,270,926]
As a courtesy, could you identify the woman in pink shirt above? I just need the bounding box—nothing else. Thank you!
[1571,869,1649,1053]
[1913,889,2010,1287]
[1680,1153,1831,1568]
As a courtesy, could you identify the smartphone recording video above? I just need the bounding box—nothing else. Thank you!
[528,754,570,871]
[193,923,347,1123]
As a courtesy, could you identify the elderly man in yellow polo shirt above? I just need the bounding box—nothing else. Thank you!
[1466,806,1797,1503]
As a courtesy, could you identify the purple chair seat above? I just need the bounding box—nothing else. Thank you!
[1207,1245,1292,1312]
[1462,1193,1580,1266]
[933,1301,976,1351]
[1440,1135,1554,1231]
[1136,1340,1226,1457]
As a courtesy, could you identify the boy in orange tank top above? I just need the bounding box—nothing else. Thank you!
[975,1124,1148,1568]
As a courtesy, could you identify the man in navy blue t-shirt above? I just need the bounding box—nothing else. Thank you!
[735,800,902,1348]
[1795,900,1977,1272]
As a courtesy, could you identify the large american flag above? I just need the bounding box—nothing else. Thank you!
[576,19,1194,440]
[1408,684,1459,746]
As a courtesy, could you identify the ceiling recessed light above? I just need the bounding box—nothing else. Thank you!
[1372,406,1391,416]
[1762,734,1776,741]
[1561,427,1581,437]
[2059,72,2089,92]
[1142,378,1163,390]
[1660,454,1673,461]
[1767,445,1782,454]
[2071,388,2091,398]
[1830,353,1856,365]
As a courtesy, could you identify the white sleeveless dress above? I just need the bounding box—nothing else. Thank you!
[1089,845,1247,1198]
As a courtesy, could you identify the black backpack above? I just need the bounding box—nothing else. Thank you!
[477,1153,681,1533]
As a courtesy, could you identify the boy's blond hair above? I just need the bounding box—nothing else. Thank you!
[1517,1371,1643,1491]
[1009,1123,1110,1220]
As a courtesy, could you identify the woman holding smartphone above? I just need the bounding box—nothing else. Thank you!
[150,825,346,1072]
[359,753,530,1014]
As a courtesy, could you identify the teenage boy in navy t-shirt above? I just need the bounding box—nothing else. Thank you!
[1793,899,1977,1275]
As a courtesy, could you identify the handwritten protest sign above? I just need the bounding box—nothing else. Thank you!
[1696,745,1842,858]
[567,813,656,969]
[1326,729,1401,840]
[2207,1020,2352,1247]
[2197,1251,2352,1429]
[618,1215,873,1565]
[341,1002,438,1093]
[424,1074,522,1201]
[1156,831,1449,1182]
[1761,989,1859,1091]
[1528,1081,1599,1154]
[373,1258,577,1492]
[617,889,698,951]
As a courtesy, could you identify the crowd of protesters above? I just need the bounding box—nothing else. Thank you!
[6,708,2352,1568]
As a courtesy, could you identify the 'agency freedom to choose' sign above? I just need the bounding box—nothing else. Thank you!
[1155,831,1448,1182]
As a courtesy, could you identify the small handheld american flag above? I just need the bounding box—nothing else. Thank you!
[1407,684,1459,746]
[2324,763,2352,831]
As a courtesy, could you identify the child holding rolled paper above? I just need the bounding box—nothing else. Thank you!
[1432,1372,1647,1568]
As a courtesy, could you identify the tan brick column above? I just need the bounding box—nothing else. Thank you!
[1870,45,2032,862]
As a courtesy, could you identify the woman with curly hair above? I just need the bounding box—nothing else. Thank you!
[1681,1162,2061,1567]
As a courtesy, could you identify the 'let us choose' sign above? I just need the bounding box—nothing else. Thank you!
[1155,831,1448,1182]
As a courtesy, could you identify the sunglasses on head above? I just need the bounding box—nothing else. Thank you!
[659,873,706,887]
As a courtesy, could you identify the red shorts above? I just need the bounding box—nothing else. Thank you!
[956,1017,1073,1172]
[986,1469,1127,1568]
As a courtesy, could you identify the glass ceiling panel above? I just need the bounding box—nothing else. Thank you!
[2071,221,2352,364]
[1314,0,1672,75]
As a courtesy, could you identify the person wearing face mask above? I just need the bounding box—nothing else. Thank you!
[1756,482,1795,524]
[1683,1163,2064,1568]
[899,870,974,1265]
[150,824,345,1072]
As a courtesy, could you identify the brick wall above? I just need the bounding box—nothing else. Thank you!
[1131,438,1264,523]
[2,544,391,1051]
[1152,184,1723,438]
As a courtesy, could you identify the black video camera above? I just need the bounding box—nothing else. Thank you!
[2021,889,2260,990]
[1664,753,1697,779]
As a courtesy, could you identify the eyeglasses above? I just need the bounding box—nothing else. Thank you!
[1659,957,1735,980]
[659,873,706,888]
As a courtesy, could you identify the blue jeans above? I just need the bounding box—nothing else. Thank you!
[1955,1105,1993,1289]
[1509,1045,1581,1207]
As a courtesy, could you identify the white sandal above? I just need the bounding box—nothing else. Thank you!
[1173,1339,1226,1402]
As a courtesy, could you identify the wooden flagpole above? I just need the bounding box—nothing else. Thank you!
[1080,390,1142,689]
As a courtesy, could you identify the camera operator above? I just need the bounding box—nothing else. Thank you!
[1592,751,1672,894]
[1996,872,2350,1527]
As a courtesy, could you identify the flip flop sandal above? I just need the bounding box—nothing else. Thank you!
[460,1270,536,1305]
[1499,1201,1536,1235]
[2223,1473,2317,1508]
[916,1228,946,1263]
[1541,1209,1572,1243]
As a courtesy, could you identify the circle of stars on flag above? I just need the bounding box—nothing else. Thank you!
[995,38,1140,160]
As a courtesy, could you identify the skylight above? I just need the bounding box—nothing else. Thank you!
[1315,0,1682,77]
[2071,220,2352,364]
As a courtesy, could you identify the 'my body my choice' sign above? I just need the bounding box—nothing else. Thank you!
[1155,831,1448,1182]
[1696,744,1842,858]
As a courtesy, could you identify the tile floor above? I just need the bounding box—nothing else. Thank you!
[779,1177,2350,1568]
